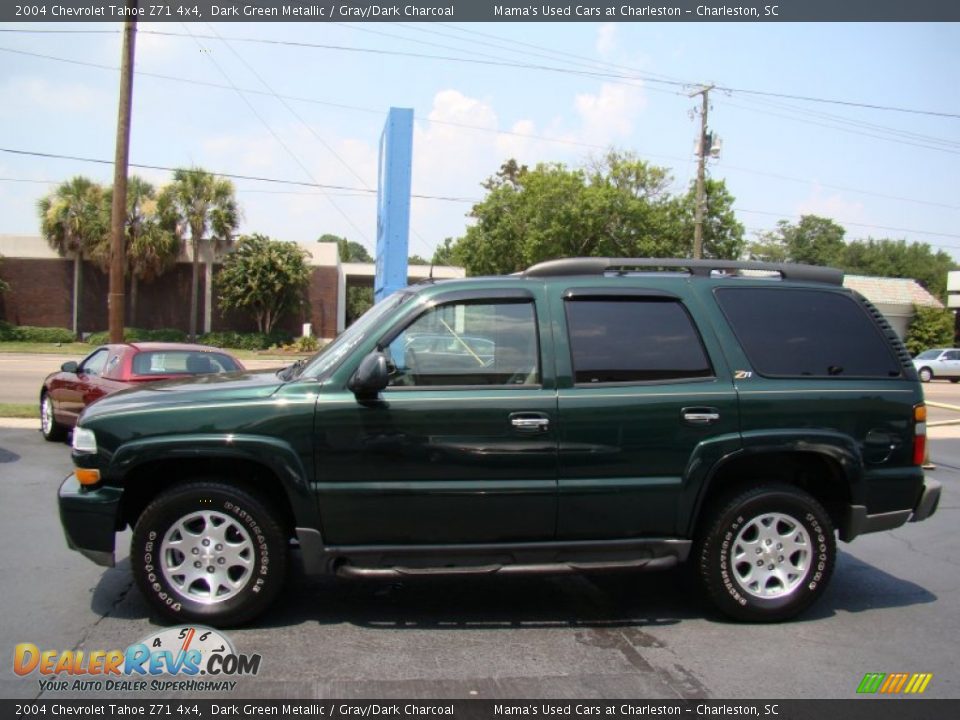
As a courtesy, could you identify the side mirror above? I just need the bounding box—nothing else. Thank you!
[61,361,79,374]
[348,352,389,397]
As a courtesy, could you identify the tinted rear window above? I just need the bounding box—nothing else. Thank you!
[716,288,901,378]
[565,298,713,383]
[132,351,240,376]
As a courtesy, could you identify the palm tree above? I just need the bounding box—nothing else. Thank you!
[158,168,239,339]
[91,176,181,326]
[37,176,107,337]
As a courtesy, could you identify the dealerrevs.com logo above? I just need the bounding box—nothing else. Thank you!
[13,626,261,693]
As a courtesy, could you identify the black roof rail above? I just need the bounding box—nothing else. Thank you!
[522,257,843,286]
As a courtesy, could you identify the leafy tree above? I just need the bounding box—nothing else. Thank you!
[678,178,745,260]
[448,152,743,276]
[321,234,373,264]
[764,215,847,267]
[905,306,955,356]
[408,254,431,266]
[431,238,459,266]
[91,177,180,326]
[842,238,955,300]
[158,168,239,339]
[218,234,311,335]
[37,176,107,336]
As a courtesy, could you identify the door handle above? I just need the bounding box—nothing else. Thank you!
[681,407,720,425]
[510,414,550,432]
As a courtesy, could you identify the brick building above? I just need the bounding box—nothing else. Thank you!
[0,235,464,340]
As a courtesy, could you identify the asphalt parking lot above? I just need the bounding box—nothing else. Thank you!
[0,423,956,701]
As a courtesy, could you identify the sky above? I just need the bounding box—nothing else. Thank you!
[0,20,958,264]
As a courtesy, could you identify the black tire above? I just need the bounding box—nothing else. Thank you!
[950,379,959,384]
[40,391,67,442]
[918,367,933,383]
[696,484,835,623]
[131,481,288,627]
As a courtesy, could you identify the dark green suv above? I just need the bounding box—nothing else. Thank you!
[58,258,941,626]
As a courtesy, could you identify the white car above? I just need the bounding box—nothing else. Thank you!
[913,348,960,382]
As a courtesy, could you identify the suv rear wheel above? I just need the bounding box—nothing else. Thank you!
[697,484,835,622]
[130,481,287,627]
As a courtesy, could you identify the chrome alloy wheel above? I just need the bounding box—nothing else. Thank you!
[730,512,811,599]
[41,395,54,435]
[160,511,254,604]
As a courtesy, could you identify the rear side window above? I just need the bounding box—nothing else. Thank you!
[716,288,901,378]
[564,298,713,383]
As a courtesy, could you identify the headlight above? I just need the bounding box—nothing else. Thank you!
[72,427,97,454]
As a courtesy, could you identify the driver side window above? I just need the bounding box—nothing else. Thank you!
[386,300,539,387]
[80,348,109,377]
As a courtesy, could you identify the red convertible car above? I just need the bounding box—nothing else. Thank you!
[40,342,244,441]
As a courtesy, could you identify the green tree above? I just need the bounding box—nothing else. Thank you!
[431,237,459,266]
[679,178,745,260]
[842,238,955,300]
[408,254,431,266]
[37,176,107,336]
[91,177,181,326]
[323,235,375,325]
[158,168,239,339]
[773,215,847,266]
[218,234,311,335]
[449,152,742,276]
[905,306,955,356]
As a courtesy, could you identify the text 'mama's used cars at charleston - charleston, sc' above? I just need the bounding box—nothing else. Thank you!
[40,342,245,441]
[56,258,940,627]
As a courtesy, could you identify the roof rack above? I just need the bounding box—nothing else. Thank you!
[522,257,843,286]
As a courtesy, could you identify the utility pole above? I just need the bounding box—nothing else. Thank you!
[690,84,714,260]
[108,5,137,343]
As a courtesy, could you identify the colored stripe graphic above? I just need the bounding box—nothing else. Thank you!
[857,673,886,693]
[857,672,932,694]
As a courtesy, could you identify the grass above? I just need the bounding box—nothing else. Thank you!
[0,341,304,361]
[0,342,92,355]
[0,403,37,419]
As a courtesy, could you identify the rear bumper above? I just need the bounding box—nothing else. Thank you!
[910,478,942,523]
[840,478,941,542]
[58,474,122,568]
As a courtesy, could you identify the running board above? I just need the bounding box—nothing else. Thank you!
[335,555,679,579]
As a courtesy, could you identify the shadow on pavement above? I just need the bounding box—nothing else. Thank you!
[90,548,936,630]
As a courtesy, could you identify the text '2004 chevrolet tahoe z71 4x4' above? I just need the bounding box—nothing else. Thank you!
[58,258,941,626]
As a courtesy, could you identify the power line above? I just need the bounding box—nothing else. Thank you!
[5,44,957,214]
[0,147,477,202]
[734,207,960,240]
[180,22,371,244]
[6,149,955,243]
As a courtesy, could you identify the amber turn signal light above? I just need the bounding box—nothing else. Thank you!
[75,469,101,486]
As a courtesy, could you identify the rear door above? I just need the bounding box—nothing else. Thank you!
[553,285,740,539]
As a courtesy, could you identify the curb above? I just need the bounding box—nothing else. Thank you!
[0,418,39,429]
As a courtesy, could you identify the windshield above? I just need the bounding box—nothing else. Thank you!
[299,291,412,380]
[916,350,944,359]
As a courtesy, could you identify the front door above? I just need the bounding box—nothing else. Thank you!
[314,291,559,546]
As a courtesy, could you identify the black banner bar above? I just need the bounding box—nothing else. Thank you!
[3,1,960,23]
[1,700,958,720]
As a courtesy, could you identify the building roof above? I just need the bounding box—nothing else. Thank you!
[843,274,943,309]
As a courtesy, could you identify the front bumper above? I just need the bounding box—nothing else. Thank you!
[58,473,122,567]
[840,478,942,542]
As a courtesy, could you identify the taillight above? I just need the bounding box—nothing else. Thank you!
[913,404,927,466]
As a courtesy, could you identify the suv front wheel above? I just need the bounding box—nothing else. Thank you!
[697,484,836,622]
[131,481,287,627]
